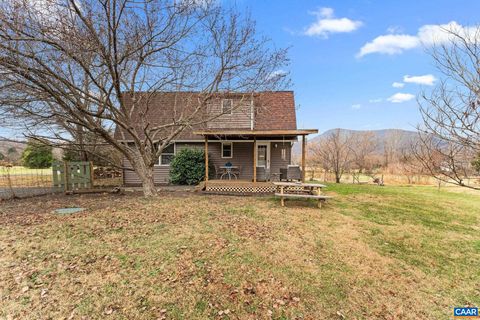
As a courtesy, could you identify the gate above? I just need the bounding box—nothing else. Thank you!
[52,161,93,191]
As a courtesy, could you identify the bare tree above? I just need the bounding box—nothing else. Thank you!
[0,0,289,196]
[416,26,480,190]
[398,146,424,184]
[383,129,403,169]
[349,131,377,183]
[310,129,352,183]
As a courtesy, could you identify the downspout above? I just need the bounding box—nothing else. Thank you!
[250,98,254,130]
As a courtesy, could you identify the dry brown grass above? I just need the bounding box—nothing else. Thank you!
[0,184,479,319]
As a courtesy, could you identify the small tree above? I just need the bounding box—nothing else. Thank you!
[0,152,4,160]
[310,129,353,183]
[349,131,377,183]
[473,153,480,174]
[170,148,212,185]
[22,140,53,169]
[6,146,18,162]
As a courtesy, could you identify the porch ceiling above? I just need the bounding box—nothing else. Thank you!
[193,129,318,137]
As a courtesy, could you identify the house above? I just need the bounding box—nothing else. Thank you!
[114,91,317,187]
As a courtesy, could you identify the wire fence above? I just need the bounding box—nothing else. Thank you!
[0,165,56,200]
[0,164,123,200]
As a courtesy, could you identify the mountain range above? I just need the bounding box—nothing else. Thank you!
[292,128,419,157]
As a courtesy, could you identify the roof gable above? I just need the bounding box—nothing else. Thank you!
[114,91,297,141]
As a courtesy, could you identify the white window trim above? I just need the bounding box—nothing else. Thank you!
[157,143,176,166]
[221,142,233,159]
[222,99,233,115]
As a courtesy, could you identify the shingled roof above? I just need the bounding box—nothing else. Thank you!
[114,91,297,141]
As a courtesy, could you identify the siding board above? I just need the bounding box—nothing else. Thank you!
[207,97,252,129]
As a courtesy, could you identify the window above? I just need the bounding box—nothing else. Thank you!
[221,142,233,158]
[281,148,287,161]
[222,99,233,114]
[159,144,175,165]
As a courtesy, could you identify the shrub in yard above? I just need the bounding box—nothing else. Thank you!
[169,148,213,185]
[472,153,480,174]
[21,140,53,169]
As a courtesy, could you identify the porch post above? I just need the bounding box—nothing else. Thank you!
[253,137,257,183]
[204,136,209,186]
[301,134,306,182]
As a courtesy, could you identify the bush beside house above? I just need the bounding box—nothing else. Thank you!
[169,149,213,185]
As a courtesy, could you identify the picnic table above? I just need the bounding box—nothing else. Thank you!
[273,182,332,208]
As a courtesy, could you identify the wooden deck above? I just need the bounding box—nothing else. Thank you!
[200,179,276,194]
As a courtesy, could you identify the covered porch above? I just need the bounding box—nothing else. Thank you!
[194,129,318,193]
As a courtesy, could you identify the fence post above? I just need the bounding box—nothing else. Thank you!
[64,162,69,192]
[5,166,14,198]
[89,161,94,189]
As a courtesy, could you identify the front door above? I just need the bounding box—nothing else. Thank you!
[256,143,270,168]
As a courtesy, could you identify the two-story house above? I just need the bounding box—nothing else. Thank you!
[114,91,317,188]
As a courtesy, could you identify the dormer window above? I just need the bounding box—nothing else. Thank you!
[222,99,233,114]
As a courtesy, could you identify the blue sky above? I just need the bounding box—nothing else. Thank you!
[1,0,478,139]
[239,0,480,133]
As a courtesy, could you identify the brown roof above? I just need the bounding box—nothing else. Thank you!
[254,91,296,130]
[193,129,317,136]
[114,91,297,141]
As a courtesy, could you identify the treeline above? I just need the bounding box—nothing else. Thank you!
[306,129,480,186]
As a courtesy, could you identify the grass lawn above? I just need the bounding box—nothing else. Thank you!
[0,184,479,319]
[0,166,52,175]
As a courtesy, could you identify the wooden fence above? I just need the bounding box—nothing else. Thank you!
[52,161,93,191]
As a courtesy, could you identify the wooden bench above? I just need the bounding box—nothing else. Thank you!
[275,193,332,208]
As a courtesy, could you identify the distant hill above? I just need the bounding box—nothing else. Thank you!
[0,140,25,161]
[292,128,419,157]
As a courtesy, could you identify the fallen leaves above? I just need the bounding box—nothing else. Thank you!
[1,190,475,319]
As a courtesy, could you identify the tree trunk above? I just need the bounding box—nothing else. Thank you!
[130,155,157,197]
[335,173,341,183]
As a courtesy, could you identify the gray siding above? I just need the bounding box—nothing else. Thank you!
[270,142,291,175]
[123,142,203,186]
[207,98,252,129]
[208,142,254,180]
[122,141,292,186]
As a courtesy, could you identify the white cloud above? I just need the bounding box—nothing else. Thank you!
[357,34,419,57]
[403,74,437,86]
[369,98,383,103]
[304,7,363,38]
[392,82,405,88]
[267,69,288,80]
[387,93,415,103]
[387,26,404,34]
[357,21,480,57]
[416,21,479,45]
[7,0,81,28]
[351,104,361,109]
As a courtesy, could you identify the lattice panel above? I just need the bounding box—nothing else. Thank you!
[205,184,276,194]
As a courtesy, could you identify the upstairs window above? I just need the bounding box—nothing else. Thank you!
[222,99,233,114]
[159,144,175,165]
[221,142,233,158]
